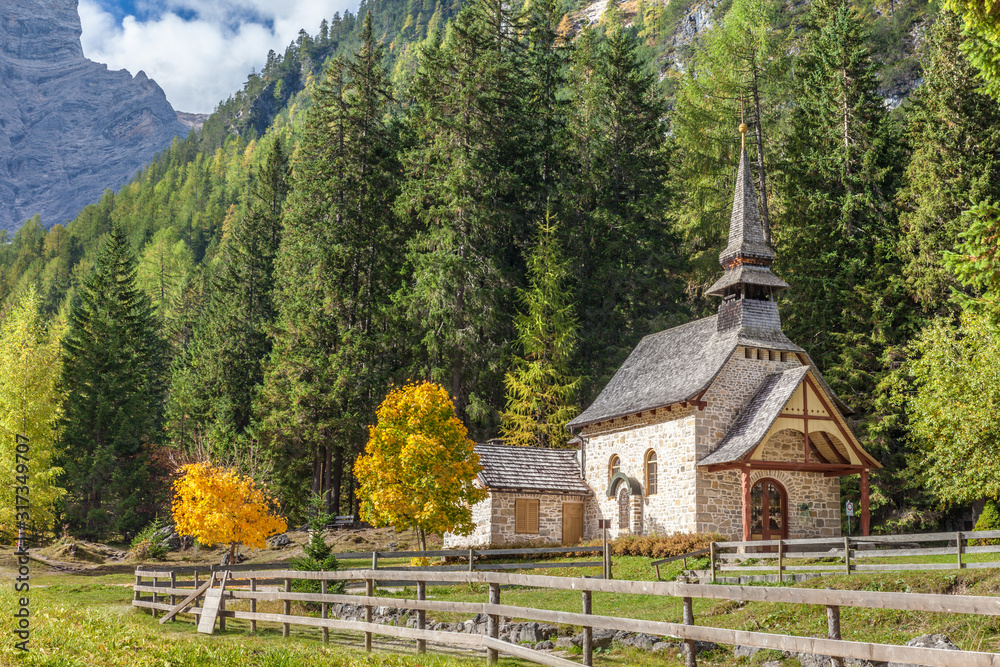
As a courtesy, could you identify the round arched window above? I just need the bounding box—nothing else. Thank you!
[609,455,620,480]
[645,450,658,495]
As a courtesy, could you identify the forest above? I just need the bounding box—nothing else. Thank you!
[1,0,1000,542]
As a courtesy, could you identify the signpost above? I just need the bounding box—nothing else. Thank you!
[598,519,611,579]
[846,501,854,537]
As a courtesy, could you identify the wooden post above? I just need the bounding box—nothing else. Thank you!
[321,579,328,644]
[710,543,716,584]
[844,537,851,576]
[469,548,474,573]
[741,468,752,541]
[602,522,610,579]
[134,572,141,608]
[283,578,291,637]
[827,605,845,667]
[777,540,784,583]
[218,581,226,632]
[193,570,199,609]
[860,468,871,536]
[417,581,426,654]
[250,577,257,633]
[365,578,374,652]
[152,576,158,619]
[372,551,379,570]
[170,571,176,610]
[582,590,593,667]
[957,531,964,569]
[487,582,500,664]
[683,596,696,667]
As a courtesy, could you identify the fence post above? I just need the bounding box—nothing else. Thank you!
[487,582,501,664]
[683,597,697,667]
[219,580,226,632]
[283,577,291,637]
[193,570,199,612]
[582,590,593,667]
[469,549,474,574]
[957,531,964,569]
[844,537,851,576]
[250,577,257,633]
[372,551,379,570]
[827,605,844,667]
[417,580,427,654]
[134,571,141,606]
[777,540,784,583]
[169,570,176,610]
[365,577,374,652]
[152,576,158,619]
[321,579,329,644]
[709,543,716,584]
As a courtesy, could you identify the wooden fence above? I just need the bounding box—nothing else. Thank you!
[134,565,1000,667]
[702,529,1000,582]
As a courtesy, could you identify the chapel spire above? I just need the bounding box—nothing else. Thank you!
[708,124,790,335]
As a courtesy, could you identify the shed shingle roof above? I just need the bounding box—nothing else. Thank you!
[698,366,809,466]
[474,443,591,495]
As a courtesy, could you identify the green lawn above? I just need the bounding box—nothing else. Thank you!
[3,555,1000,666]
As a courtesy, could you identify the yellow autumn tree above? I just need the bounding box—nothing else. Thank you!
[354,382,487,551]
[171,462,286,564]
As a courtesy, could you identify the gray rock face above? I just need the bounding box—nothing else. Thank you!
[886,634,959,667]
[0,0,188,232]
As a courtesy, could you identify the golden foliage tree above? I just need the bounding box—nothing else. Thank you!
[0,287,65,540]
[354,382,488,551]
[171,462,287,564]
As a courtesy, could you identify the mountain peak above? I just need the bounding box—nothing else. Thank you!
[0,0,85,65]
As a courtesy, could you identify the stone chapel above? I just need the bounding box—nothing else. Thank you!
[444,126,880,549]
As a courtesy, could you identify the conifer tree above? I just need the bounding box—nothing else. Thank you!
[59,224,166,539]
[561,15,684,400]
[260,13,403,519]
[896,11,1000,314]
[501,216,581,448]
[166,136,289,462]
[397,0,535,429]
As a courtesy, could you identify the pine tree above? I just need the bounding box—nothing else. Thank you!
[896,11,1000,314]
[260,14,404,519]
[500,216,581,448]
[59,224,167,540]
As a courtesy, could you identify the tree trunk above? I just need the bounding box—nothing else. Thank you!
[228,542,237,566]
[323,445,332,513]
[332,448,343,515]
[417,526,427,552]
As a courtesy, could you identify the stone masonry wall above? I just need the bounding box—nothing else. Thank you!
[444,491,591,548]
[580,407,697,540]
[443,491,494,549]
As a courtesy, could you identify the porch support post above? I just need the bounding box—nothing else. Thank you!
[860,468,870,536]
[741,467,752,541]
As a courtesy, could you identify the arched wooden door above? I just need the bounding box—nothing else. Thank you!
[750,478,788,541]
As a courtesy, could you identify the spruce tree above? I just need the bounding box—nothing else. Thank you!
[896,11,1000,314]
[500,216,581,448]
[260,14,403,519]
[561,16,684,400]
[166,136,289,462]
[59,224,166,540]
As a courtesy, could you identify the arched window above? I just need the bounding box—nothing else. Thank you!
[609,455,620,480]
[645,450,658,495]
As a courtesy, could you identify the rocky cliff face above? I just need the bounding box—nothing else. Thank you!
[0,0,188,232]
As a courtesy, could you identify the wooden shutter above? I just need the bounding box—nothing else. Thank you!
[515,499,539,534]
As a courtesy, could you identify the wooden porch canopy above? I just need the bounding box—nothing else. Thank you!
[699,365,881,537]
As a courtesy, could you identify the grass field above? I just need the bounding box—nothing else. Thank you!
[4,551,1000,666]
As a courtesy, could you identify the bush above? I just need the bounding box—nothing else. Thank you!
[608,531,721,558]
[971,500,1000,546]
[129,519,168,561]
[292,493,345,597]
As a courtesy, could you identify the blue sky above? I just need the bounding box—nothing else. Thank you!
[79,0,357,113]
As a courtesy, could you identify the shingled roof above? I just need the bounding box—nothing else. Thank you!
[566,314,805,429]
[699,366,809,466]
[474,443,592,495]
[719,146,774,266]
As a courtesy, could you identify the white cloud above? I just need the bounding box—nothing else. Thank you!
[79,0,358,113]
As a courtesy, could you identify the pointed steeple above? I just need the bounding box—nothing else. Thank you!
[708,124,792,340]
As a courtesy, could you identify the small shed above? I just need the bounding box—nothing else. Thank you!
[443,442,593,548]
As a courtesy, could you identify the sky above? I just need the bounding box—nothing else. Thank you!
[79,0,359,113]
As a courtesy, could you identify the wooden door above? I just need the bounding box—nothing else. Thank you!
[562,503,584,545]
[750,478,788,543]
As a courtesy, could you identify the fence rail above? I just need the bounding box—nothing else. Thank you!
[135,565,1000,667]
[700,530,1000,582]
